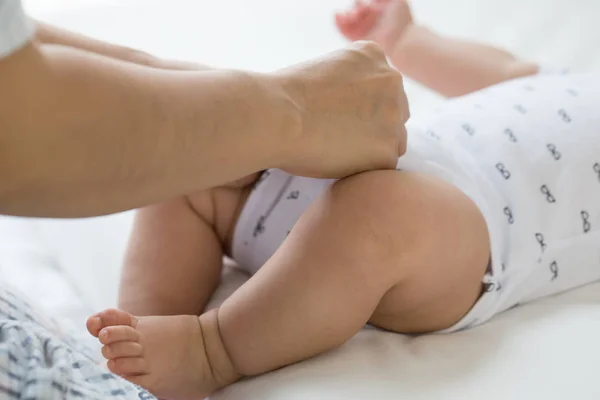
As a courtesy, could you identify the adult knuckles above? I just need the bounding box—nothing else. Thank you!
[402,100,411,122]
[386,69,404,87]
[381,92,408,124]
[383,148,400,169]
[347,40,387,62]
[355,40,386,59]
[397,124,408,156]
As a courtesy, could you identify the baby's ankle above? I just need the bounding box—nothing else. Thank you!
[198,308,241,389]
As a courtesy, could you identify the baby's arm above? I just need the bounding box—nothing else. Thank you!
[118,194,223,316]
[336,0,538,97]
[390,24,539,97]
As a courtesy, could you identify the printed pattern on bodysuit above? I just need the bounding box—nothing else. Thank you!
[232,73,600,332]
[232,170,335,275]
[404,72,600,327]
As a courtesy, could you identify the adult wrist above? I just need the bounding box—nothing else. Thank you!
[250,71,304,172]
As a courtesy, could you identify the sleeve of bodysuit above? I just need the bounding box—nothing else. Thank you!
[0,0,34,59]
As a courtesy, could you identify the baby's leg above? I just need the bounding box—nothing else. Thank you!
[218,170,489,374]
[88,170,489,398]
[118,194,223,316]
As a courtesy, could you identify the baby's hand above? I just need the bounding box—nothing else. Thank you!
[336,0,413,54]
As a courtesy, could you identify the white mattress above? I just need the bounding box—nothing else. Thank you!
[4,0,600,398]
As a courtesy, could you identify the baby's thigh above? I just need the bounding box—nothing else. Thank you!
[331,170,490,333]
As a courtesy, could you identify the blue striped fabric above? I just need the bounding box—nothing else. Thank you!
[0,284,155,399]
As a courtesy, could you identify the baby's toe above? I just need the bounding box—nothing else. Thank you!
[100,308,138,327]
[102,341,144,359]
[99,325,140,345]
[88,309,138,337]
[107,357,148,376]
[86,316,103,337]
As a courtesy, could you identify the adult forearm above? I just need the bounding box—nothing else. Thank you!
[35,20,208,71]
[390,25,538,97]
[0,44,295,217]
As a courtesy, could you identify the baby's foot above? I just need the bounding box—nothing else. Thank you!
[335,0,413,53]
[86,308,238,399]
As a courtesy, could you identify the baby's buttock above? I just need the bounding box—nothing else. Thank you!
[402,72,600,329]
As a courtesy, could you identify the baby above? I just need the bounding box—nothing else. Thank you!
[86,1,600,398]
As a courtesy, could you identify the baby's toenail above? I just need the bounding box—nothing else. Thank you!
[100,329,109,339]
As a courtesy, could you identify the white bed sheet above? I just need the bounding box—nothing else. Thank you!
[3,0,600,399]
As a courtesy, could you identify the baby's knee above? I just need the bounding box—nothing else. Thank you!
[330,170,406,208]
[326,170,426,263]
[329,170,427,231]
[328,170,485,262]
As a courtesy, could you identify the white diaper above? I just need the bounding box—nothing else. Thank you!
[232,73,600,332]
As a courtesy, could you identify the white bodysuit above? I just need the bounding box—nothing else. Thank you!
[232,73,600,332]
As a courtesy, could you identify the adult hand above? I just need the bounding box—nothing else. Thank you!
[276,40,409,179]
